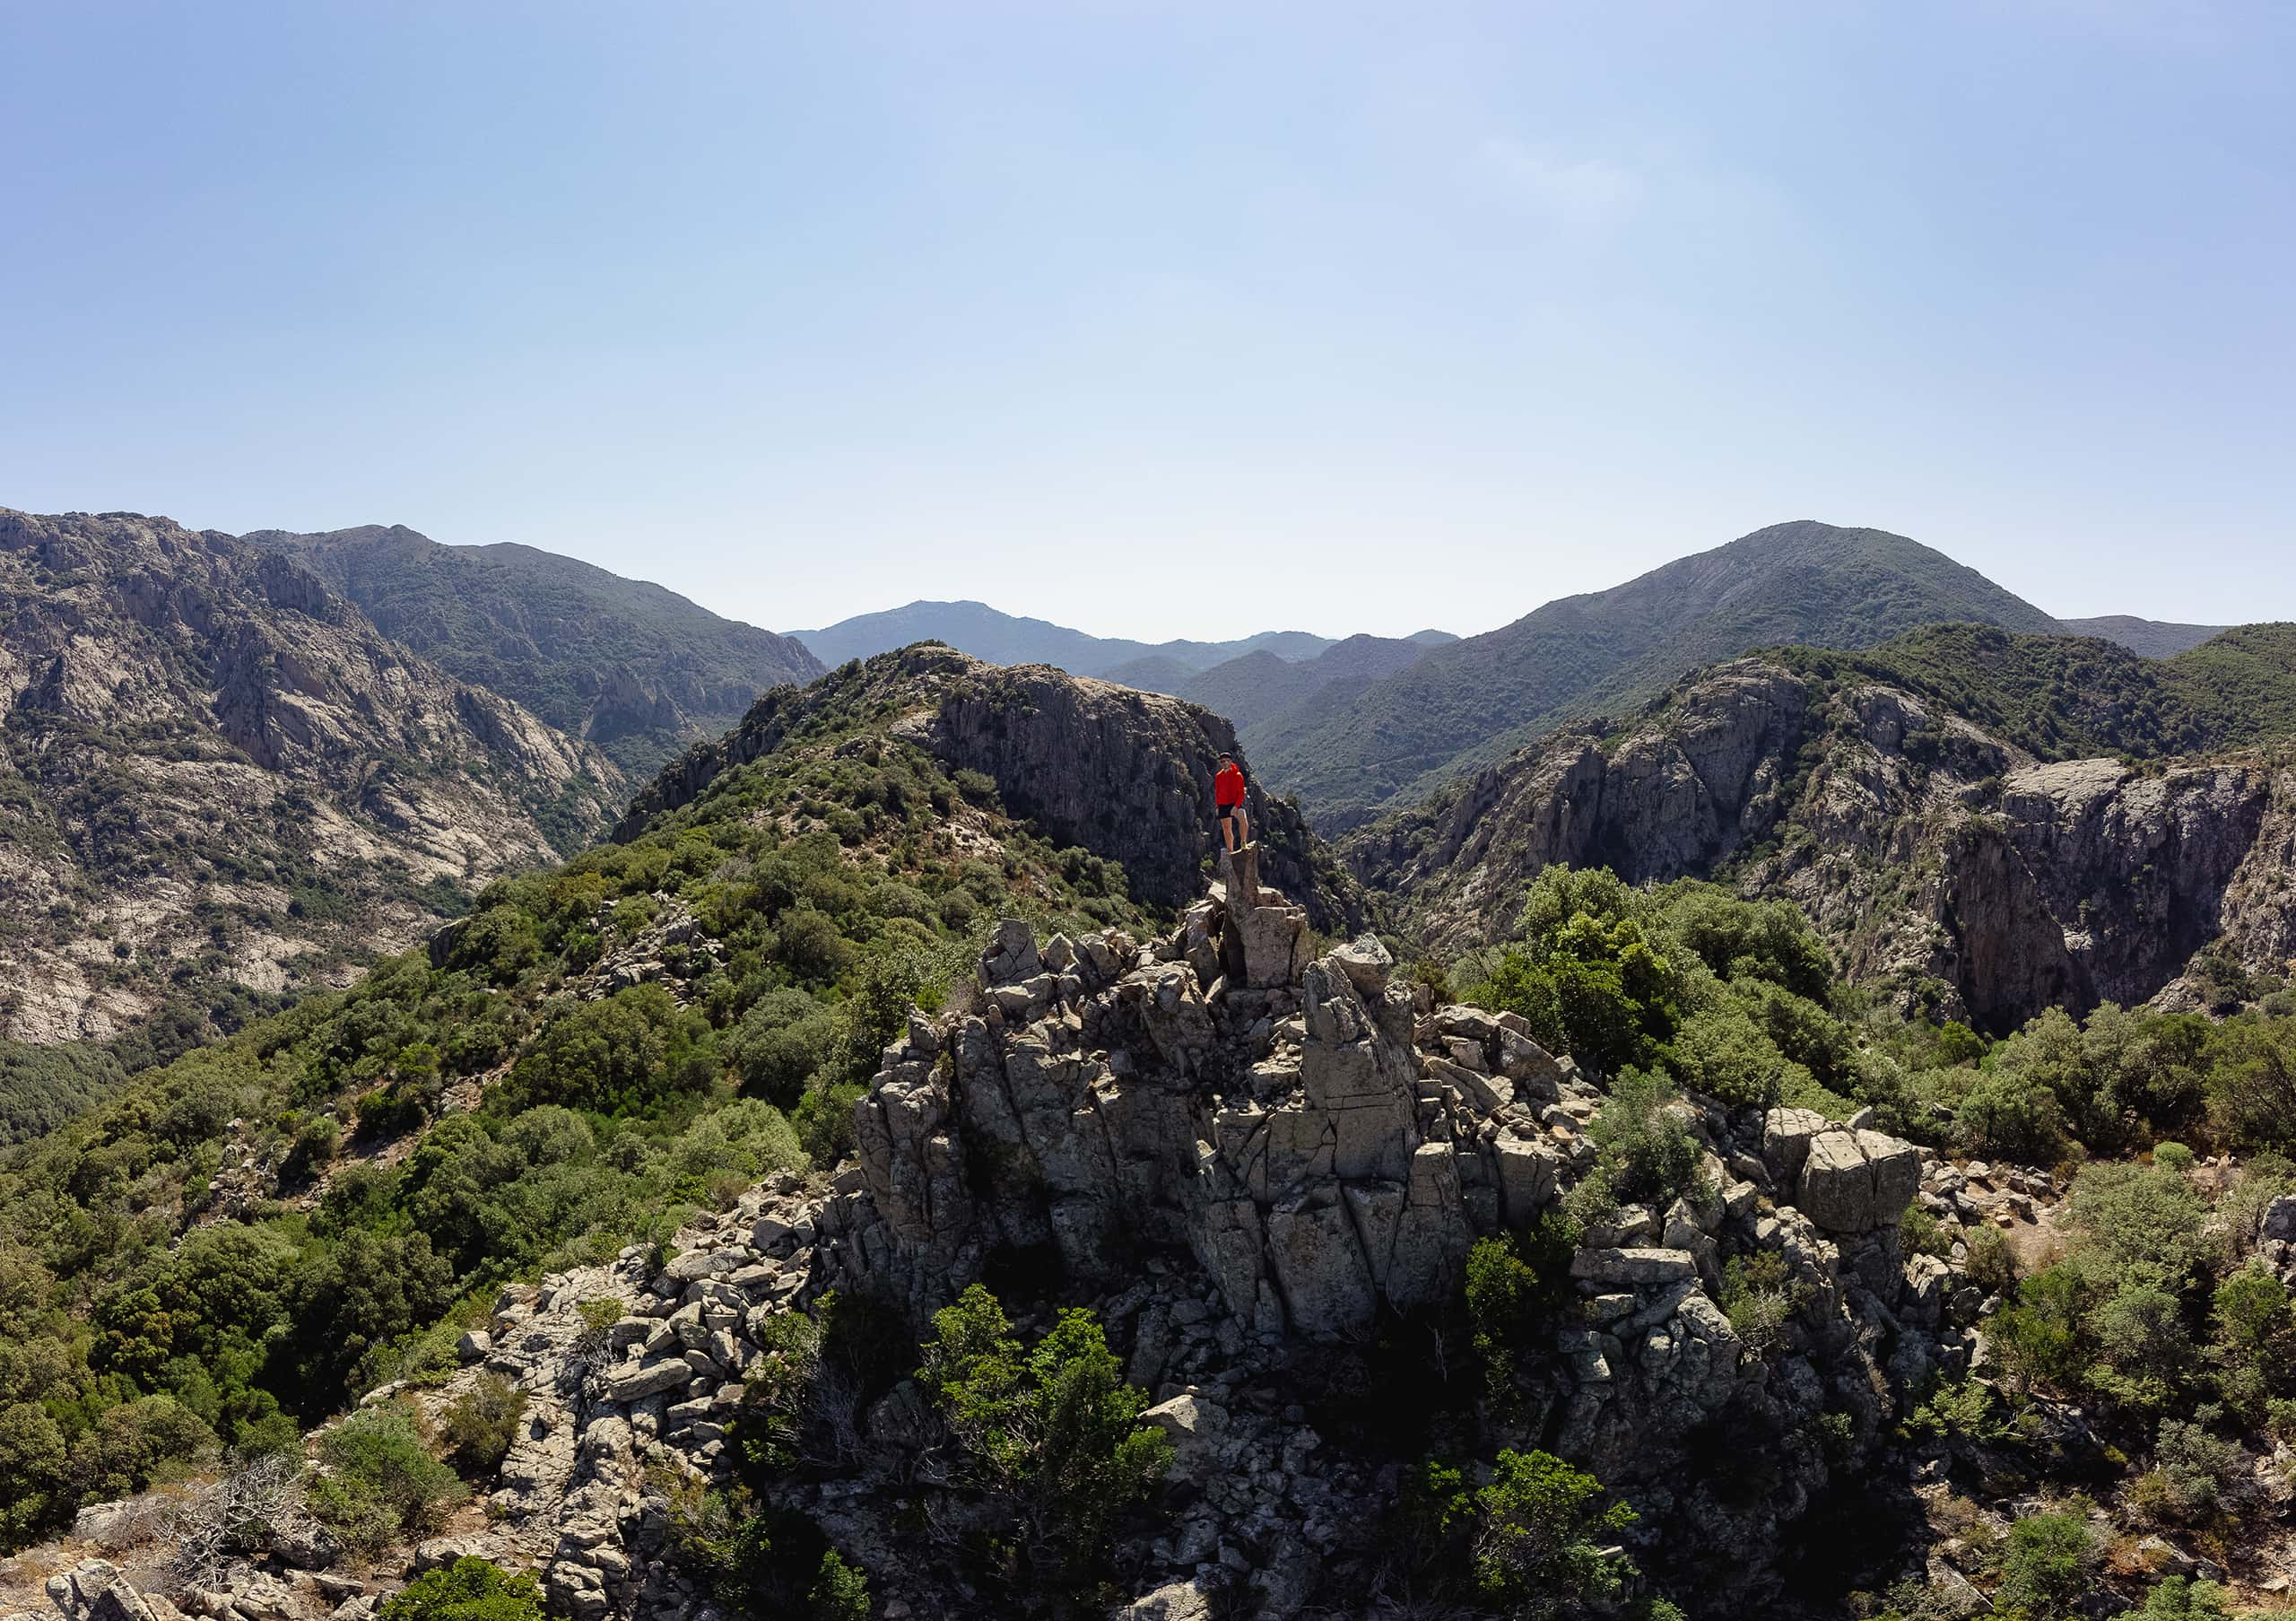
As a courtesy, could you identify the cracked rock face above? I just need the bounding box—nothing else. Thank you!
[1353,656,2296,1030]
[616,644,1364,930]
[1796,1127,1922,1234]
[839,884,1526,1343]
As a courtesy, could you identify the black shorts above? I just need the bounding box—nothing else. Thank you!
[1218,806,1242,829]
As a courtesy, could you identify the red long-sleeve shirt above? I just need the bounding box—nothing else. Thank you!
[1214,763,1247,807]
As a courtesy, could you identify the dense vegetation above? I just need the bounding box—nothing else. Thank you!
[0,669,1151,1555]
[1458,867,2296,1169]
[1260,520,2064,830]
[1770,622,2296,765]
[1447,867,2296,1617]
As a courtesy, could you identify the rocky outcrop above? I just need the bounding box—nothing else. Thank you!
[791,881,1980,1609]
[617,645,1363,929]
[1355,657,2296,1030]
[0,510,622,1043]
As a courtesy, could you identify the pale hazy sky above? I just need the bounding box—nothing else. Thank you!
[3,2,2290,641]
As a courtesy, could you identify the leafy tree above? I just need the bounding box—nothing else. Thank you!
[0,1402,69,1545]
[727,989,836,1106]
[2211,1260,2296,1417]
[920,1285,1172,1599]
[1470,1448,1638,1618]
[71,1394,217,1502]
[507,984,720,1116]
[280,1230,456,1413]
[2205,1015,2296,1148]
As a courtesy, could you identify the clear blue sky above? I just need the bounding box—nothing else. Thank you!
[4,2,2289,641]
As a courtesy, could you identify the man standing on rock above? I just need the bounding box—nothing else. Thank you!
[1214,753,1249,852]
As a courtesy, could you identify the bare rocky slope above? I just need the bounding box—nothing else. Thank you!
[245,526,824,779]
[1352,653,2296,1032]
[0,510,620,1044]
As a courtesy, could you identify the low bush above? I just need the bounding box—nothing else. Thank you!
[309,1407,466,1556]
[378,1556,547,1621]
[440,1373,528,1479]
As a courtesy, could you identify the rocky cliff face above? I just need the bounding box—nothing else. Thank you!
[0,510,621,1043]
[621,645,1363,930]
[1354,658,2296,1030]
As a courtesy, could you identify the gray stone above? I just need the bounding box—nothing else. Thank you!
[1328,934,1394,998]
[603,1357,692,1401]
[1798,1129,1921,1233]
[1762,1107,1831,1184]
[1570,1247,1699,1285]
[1140,1391,1231,1482]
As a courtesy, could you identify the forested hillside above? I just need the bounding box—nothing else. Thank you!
[248,525,824,777]
[0,648,1159,1556]
[1258,520,2066,831]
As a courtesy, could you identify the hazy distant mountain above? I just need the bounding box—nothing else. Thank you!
[1097,654,1199,693]
[1257,520,2067,832]
[1179,633,1443,734]
[793,600,1341,679]
[2060,614,2231,658]
[246,525,824,776]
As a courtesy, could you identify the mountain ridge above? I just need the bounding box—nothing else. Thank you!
[246,523,824,777]
[1257,519,2068,831]
[794,598,1357,678]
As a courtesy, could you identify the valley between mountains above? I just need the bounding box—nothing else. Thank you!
[5,510,2296,1621]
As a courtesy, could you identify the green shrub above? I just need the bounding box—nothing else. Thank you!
[1993,1512,2095,1619]
[1718,1253,1805,1356]
[920,1285,1172,1597]
[1583,1069,1703,1211]
[440,1373,528,1479]
[1470,1449,1639,1618]
[378,1556,547,1621]
[1465,1237,1538,1406]
[2140,1575,2233,1620]
[310,1407,467,1555]
[809,1549,871,1620]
